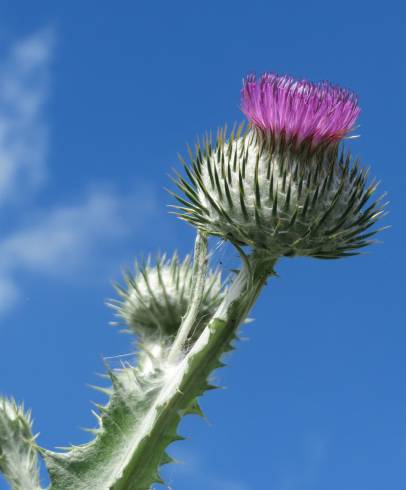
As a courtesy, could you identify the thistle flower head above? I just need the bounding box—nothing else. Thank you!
[110,253,224,340]
[174,125,384,259]
[241,73,360,145]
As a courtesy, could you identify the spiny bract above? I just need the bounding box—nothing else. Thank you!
[0,397,40,490]
[173,126,385,259]
[110,253,224,339]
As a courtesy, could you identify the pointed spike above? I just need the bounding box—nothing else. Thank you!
[289,208,298,226]
[254,152,262,208]
[272,187,279,217]
[269,171,274,202]
[82,427,100,435]
[186,399,205,417]
[284,181,292,211]
[224,179,234,208]
[172,433,187,442]
[87,384,113,396]
[238,170,249,220]
[160,452,174,466]
[205,383,221,391]
[213,359,227,369]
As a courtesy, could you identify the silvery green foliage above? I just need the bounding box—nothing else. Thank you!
[0,398,41,490]
[174,126,385,258]
[110,253,224,341]
[42,247,247,490]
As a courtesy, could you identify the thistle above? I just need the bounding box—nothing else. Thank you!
[110,253,224,341]
[174,73,385,259]
[0,72,385,490]
[0,398,40,490]
[241,73,360,144]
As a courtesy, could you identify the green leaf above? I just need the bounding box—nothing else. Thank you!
[44,255,276,490]
[0,398,41,490]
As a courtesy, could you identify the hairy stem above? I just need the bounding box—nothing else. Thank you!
[44,253,277,490]
[111,253,276,489]
[167,231,208,363]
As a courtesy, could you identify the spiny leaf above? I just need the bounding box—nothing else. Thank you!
[44,256,274,490]
[0,397,41,490]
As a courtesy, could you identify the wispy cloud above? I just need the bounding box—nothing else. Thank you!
[0,28,52,204]
[0,183,158,314]
[0,29,160,317]
[0,277,19,315]
[0,186,156,276]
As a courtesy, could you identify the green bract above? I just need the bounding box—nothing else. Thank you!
[0,398,40,490]
[174,126,385,259]
[110,253,224,339]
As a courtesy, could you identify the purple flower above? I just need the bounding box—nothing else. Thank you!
[241,73,360,145]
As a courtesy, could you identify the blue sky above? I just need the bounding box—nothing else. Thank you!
[0,1,405,489]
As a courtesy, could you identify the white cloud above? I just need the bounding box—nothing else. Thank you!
[0,186,157,274]
[0,183,158,314]
[0,28,52,204]
[0,30,160,316]
[0,277,20,315]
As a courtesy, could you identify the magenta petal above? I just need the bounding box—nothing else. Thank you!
[241,73,360,144]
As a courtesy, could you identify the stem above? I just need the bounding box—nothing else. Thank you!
[168,231,208,362]
[111,254,277,490]
[45,253,278,490]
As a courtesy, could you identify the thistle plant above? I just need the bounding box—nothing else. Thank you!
[0,72,385,490]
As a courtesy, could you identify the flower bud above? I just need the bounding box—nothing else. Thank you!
[110,253,224,339]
